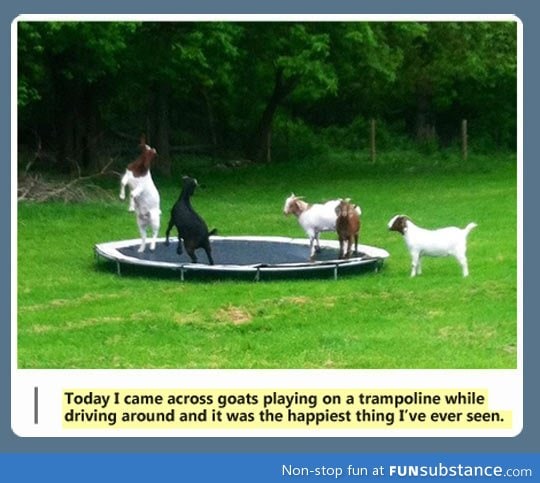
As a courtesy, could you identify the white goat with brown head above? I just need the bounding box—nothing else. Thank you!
[119,136,161,252]
[388,215,477,277]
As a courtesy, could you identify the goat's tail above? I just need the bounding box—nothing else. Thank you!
[209,228,218,237]
[464,222,478,236]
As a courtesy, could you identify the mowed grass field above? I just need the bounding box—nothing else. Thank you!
[17,152,518,369]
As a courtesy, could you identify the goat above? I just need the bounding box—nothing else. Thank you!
[119,137,160,252]
[335,199,361,259]
[388,215,477,277]
[283,193,361,261]
[119,135,153,212]
[165,176,217,264]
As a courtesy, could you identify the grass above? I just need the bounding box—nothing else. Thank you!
[17,151,518,369]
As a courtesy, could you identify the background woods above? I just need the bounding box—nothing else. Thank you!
[17,21,517,175]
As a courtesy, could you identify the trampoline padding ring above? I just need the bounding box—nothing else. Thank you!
[94,236,389,280]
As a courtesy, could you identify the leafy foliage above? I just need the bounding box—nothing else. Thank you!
[17,21,517,173]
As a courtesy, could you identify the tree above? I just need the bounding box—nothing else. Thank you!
[396,22,517,144]
[18,21,136,173]
[236,23,337,162]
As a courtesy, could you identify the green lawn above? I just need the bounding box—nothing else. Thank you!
[17,152,518,369]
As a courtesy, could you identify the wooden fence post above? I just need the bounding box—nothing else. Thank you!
[370,119,376,163]
[462,119,468,161]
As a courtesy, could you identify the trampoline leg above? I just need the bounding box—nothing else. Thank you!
[180,268,185,282]
[116,261,121,276]
[255,267,261,282]
[334,264,339,281]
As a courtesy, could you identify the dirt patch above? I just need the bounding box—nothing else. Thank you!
[24,316,124,334]
[215,306,253,325]
[279,296,311,305]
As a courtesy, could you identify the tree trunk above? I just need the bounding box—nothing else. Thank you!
[201,87,218,150]
[53,73,78,173]
[81,85,103,174]
[153,83,172,177]
[415,80,437,143]
[54,80,104,175]
[249,68,298,163]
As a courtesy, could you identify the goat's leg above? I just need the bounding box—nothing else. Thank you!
[457,253,469,277]
[119,174,128,200]
[137,221,147,253]
[185,244,198,263]
[176,235,184,255]
[309,235,317,261]
[338,239,345,259]
[314,232,322,253]
[164,218,174,246]
[149,210,160,251]
[410,251,420,277]
[120,176,136,212]
[202,240,214,265]
[345,236,353,259]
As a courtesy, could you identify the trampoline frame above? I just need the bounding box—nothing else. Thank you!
[94,236,389,280]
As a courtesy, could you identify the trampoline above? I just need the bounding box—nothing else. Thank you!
[94,236,389,281]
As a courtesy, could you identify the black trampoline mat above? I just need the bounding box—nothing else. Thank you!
[117,239,361,266]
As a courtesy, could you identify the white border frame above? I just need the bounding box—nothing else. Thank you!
[12,14,523,438]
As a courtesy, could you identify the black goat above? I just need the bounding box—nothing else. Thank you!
[165,176,217,264]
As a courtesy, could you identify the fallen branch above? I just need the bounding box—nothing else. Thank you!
[18,159,117,203]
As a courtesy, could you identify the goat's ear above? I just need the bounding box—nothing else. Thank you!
[335,205,341,215]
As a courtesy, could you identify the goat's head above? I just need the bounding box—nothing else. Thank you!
[335,198,355,217]
[283,193,307,216]
[388,215,409,235]
[181,176,199,197]
[127,135,157,177]
[139,134,158,159]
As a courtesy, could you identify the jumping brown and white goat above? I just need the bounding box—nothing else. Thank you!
[335,199,361,259]
[119,136,161,252]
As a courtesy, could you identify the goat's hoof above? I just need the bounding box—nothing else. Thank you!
[138,247,145,253]
[314,247,322,254]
